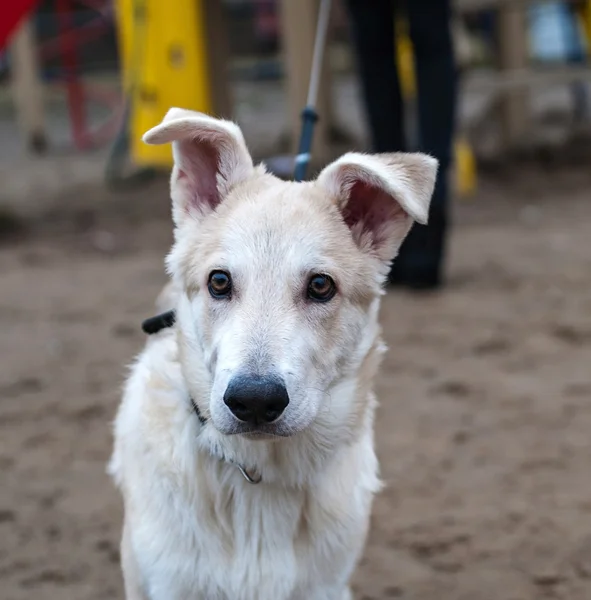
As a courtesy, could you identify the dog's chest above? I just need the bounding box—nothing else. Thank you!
[135,471,363,600]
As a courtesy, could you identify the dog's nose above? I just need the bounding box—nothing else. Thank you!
[223,375,289,424]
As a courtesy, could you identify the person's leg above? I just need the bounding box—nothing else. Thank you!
[392,0,457,289]
[344,0,404,153]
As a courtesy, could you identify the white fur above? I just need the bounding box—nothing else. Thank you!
[109,109,437,600]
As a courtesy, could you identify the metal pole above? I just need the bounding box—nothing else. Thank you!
[293,0,332,182]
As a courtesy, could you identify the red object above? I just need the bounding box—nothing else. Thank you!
[56,0,86,148]
[48,0,122,149]
[2,0,122,150]
[0,0,39,50]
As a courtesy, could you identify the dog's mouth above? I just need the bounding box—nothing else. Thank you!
[240,431,284,441]
[226,421,295,439]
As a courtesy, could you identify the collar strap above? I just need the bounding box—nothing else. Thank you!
[141,310,176,335]
[191,396,261,484]
[190,397,208,425]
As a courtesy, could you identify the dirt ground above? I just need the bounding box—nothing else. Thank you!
[2,164,591,600]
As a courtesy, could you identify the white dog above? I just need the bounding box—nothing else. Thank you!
[109,108,437,600]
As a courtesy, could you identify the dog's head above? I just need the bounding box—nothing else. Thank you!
[144,109,437,439]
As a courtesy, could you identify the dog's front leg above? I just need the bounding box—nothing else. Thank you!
[120,520,150,600]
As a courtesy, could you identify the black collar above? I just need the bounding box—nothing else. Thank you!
[190,397,208,425]
[141,309,176,334]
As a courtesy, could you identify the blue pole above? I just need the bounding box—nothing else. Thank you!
[293,106,319,182]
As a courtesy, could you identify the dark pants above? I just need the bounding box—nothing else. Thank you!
[345,0,457,286]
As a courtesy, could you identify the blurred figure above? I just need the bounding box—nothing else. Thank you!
[529,1,590,121]
[345,0,457,290]
[252,0,279,54]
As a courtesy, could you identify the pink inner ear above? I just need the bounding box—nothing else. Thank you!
[342,180,406,239]
[177,137,222,214]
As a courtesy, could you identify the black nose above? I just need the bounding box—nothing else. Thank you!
[223,375,289,425]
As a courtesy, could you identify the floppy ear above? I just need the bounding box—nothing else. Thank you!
[316,152,438,263]
[143,108,254,226]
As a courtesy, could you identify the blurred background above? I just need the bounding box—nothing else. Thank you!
[1,1,591,599]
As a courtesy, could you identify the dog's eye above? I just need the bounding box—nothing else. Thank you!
[307,274,336,302]
[208,271,232,299]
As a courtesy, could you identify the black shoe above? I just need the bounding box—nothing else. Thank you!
[388,203,447,292]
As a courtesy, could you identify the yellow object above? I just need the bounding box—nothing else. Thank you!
[576,0,591,47]
[395,19,477,199]
[115,0,212,167]
[455,138,477,196]
[395,20,416,98]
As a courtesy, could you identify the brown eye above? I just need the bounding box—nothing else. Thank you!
[208,271,232,299]
[307,274,336,302]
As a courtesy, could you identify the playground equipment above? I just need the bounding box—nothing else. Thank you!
[4,0,591,194]
[115,0,213,167]
[5,0,122,152]
[0,0,38,51]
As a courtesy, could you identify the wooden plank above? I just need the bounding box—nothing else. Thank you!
[497,4,529,148]
[203,0,233,118]
[9,17,47,153]
[278,0,331,165]
[464,65,591,93]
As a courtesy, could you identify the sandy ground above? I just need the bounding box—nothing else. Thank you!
[2,163,591,600]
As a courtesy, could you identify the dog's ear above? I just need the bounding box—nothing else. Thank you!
[316,152,438,263]
[143,108,254,225]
